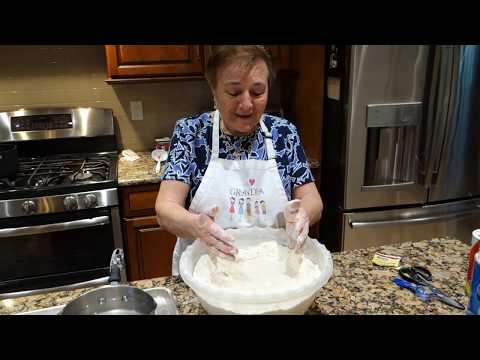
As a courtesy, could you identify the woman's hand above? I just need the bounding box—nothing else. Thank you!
[284,199,309,253]
[193,211,238,260]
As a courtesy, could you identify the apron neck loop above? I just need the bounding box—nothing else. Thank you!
[212,110,276,160]
[259,118,276,160]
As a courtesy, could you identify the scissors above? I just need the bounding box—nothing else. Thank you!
[392,265,465,310]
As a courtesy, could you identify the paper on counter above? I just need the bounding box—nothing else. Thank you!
[120,149,141,162]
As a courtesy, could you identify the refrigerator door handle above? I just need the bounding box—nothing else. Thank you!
[431,47,460,183]
[423,46,458,185]
[418,48,440,180]
[349,201,480,229]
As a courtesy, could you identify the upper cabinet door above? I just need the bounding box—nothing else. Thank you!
[105,45,204,81]
[203,45,292,73]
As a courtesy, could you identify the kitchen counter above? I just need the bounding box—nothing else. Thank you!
[0,238,470,315]
[117,151,164,186]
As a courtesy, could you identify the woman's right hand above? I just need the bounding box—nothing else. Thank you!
[193,212,238,260]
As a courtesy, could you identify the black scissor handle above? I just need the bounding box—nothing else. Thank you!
[399,266,432,285]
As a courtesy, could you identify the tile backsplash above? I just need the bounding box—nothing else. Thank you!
[0,45,213,151]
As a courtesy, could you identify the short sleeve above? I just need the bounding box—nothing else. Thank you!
[286,124,314,189]
[161,118,196,185]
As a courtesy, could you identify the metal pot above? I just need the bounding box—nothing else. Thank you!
[60,285,157,315]
[61,249,157,315]
[0,144,18,179]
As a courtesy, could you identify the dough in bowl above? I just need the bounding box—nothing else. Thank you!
[193,239,322,293]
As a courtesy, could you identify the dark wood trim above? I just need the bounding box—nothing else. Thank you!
[105,45,120,77]
[276,45,292,71]
[105,76,206,84]
[124,217,140,280]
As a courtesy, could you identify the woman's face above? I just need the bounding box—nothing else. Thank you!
[212,58,269,136]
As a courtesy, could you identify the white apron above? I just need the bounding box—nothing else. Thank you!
[171,110,289,276]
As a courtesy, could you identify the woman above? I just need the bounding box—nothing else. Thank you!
[156,45,323,276]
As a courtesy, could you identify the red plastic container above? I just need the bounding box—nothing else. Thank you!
[466,229,480,296]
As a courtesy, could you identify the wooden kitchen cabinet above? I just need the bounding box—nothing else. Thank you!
[203,45,293,73]
[119,183,177,281]
[105,45,205,83]
[119,183,160,218]
[124,215,177,281]
[105,45,293,83]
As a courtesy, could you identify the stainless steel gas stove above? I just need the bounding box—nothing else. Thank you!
[0,108,125,298]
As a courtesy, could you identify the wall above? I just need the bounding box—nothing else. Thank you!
[0,45,213,151]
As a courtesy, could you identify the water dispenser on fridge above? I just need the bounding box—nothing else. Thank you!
[363,102,422,190]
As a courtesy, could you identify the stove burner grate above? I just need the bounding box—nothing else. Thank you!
[0,154,113,191]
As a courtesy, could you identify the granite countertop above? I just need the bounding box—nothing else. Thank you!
[117,151,164,186]
[313,238,469,315]
[0,238,470,315]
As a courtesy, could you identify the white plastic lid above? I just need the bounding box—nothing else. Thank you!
[155,137,170,142]
[473,229,480,244]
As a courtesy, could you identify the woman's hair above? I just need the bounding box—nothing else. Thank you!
[205,45,275,89]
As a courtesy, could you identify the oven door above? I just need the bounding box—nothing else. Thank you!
[0,208,120,296]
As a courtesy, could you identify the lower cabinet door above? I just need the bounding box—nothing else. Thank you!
[124,216,177,281]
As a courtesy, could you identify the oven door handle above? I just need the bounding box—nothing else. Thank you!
[0,276,110,300]
[0,216,111,238]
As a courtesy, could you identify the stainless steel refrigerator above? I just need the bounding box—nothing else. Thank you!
[319,45,480,252]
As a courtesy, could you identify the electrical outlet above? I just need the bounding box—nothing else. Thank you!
[130,101,143,121]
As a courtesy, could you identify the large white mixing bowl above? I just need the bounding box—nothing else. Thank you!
[179,227,333,315]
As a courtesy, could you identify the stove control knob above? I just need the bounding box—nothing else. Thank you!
[83,194,98,208]
[22,200,37,214]
[63,196,78,211]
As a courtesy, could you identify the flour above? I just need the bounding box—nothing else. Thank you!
[193,240,322,294]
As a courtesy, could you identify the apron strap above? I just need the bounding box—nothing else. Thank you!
[259,118,276,160]
[213,110,276,160]
[212,110,220,159]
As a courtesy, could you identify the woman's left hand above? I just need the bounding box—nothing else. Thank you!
[283,199,309,252]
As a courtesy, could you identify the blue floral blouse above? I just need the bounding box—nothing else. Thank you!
[162,112,314,208]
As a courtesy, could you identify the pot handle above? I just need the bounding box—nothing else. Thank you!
[109,264,121,284]
[109,248,125,284]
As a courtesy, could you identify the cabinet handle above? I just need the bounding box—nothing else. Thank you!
[139,226,163,233]
[195,46,201,62]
